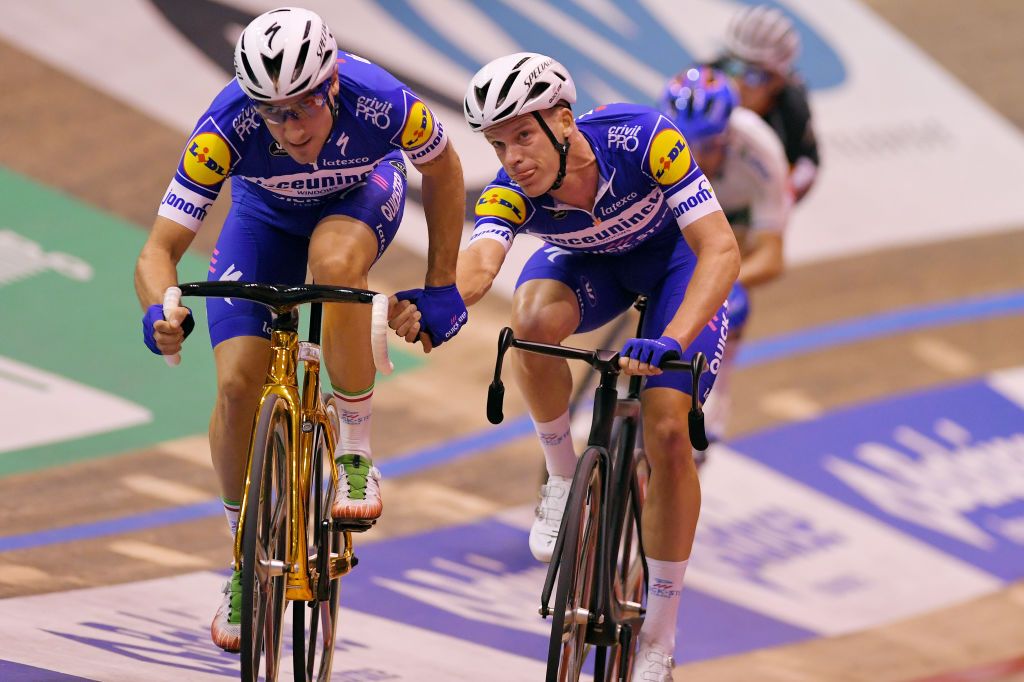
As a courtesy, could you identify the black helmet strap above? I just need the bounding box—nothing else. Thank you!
[531,111,570,191]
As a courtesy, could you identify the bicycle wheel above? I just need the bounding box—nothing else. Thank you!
[546,447,604,682]
[241,395,290,682]
[606,435,647,680]
[293,403,341,682]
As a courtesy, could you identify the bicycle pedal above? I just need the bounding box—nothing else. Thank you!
[332,518,376,533]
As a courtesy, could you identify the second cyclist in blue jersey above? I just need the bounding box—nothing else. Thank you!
[393,53,739,679]
[133,7,467,653]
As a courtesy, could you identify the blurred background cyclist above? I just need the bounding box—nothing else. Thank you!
[711,4,820,202]
[660,65,792,447]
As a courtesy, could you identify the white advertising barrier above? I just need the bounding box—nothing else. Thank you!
[3,0,1023,294]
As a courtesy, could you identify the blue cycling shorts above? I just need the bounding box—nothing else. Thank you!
[516,229,730,400]
[206,158,407,347]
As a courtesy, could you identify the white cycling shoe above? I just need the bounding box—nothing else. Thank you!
[631,641,675,681]
[529,475,571,562]
[332,453,383,521]
[211,569,242,653]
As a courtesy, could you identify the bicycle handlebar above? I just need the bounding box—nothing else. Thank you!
[161,282,393,375]
[487,327,709,450]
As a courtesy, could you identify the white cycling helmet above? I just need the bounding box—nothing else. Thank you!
[724,5,800,75]
[234,7,338,103]
[464,52,577,132]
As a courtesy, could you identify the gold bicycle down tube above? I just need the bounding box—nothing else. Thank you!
[232,326,347,603]
[233,329,300,574]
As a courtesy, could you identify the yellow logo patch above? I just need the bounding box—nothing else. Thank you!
[184,132,231,186]
[475,187,527,225]
[401,101,435,149]
[648,129,691,186]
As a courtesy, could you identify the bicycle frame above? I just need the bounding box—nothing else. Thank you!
[486,298,708,676]
[231,303,360,602]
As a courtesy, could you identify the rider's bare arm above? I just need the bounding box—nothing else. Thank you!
[663,211,740,348]
[134,216,197,354]
[738,230,784,288]
[414,141,465,286]
[456,239,507,306]
[134,216,196,308]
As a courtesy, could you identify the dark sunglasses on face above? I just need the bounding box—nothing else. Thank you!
[721,57,773,87]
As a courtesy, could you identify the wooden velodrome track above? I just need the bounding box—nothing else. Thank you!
[1,1,1023,680]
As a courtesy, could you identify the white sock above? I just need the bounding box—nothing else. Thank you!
[532,410,577,478]
[642,558,688,652]
[333,385,374,461]
[222,497,240,539]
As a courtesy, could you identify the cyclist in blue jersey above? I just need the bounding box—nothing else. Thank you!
[660,66,793,445]
[394,53,739,679]
[133,7,466,652]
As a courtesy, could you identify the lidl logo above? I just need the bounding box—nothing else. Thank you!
[183,132,231,186]
[475,187,527,225]
[401,101,435,150]
[648,129,691,186]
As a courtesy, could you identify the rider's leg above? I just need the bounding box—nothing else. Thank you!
[637,388,700,653]
[308,215,383,520]
[511,279,580,562]
[204,208,310,652]
[625,233,731,672]
[511,278,581,469]
[513,247,636,561]
[209,337,273,518]
[308,157,406,521]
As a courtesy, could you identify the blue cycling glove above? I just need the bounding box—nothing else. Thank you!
[726,280,750,332]
[394,284,468,347]
[142,303,195,355]
[620,335,682,367]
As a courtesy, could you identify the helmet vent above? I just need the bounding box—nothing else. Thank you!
[262,52,283,83]
[239,49,261,92]
[494,102,517,122]
[474,81,490,108]
[302,20,311,40]
[292,40,311,82]
[512,56,531,70]
[526,82,550,104]
[496,71,519,108]
[286,74,313,97]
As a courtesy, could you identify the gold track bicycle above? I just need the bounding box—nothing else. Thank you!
[164,281,393,682]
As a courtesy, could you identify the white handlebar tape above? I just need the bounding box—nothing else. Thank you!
[163,286,182,367]
[371,293,394,376]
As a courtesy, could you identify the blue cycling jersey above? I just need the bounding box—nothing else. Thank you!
[157,52,446,231]
[469,103,721,254]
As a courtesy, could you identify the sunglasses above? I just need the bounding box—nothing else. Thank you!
[721,57,773,87]
[253,79,332,124]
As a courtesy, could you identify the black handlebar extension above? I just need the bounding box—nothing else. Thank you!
[487,327,710,450]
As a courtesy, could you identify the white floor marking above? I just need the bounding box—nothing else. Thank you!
[120,474,211,504]
[759,388,824,421]
[0,356,151,455]
[108,541,211,568]
[911,337,978,375]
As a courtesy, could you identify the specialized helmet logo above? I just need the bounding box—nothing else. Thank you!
[475,187,527,225]
[648,129,691,186]
[401,101,435,149]
[184,132,231,186]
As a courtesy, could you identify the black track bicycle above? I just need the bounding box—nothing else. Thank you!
[486,297,708,681]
